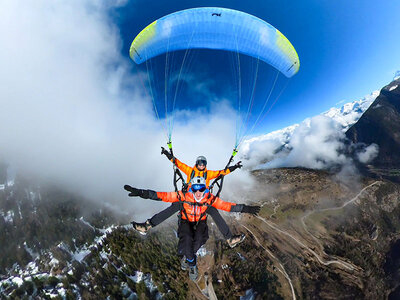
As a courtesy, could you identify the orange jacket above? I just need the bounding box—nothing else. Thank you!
[172,158,231,187]
[156,191,238,222]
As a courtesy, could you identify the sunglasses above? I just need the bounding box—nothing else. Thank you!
[196,160,207,166]
[191,184,206,192]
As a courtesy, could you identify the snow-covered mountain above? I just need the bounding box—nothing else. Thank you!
[241,90,380,157]
[322,91,379,130]
[346,76,400,174]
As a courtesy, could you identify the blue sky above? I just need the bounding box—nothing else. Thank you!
[1,0,397,210]
[113,0,400,134]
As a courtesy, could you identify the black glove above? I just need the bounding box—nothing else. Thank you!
[161,147,173,160]
[124,185,159,200]
[124,185,142,197]
[241,205,260,215]
[229,161,243,172]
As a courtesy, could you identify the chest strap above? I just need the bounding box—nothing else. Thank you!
[189,169,208,182]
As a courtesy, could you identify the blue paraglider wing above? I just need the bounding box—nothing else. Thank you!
[130,7,299,78]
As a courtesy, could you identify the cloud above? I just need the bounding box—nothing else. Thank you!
[356,143,379,163]
[241,112,380,183]
[264,115,349,169]
[239,138,284,169]
[0,1,249,220]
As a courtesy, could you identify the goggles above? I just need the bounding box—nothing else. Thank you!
[196,160,207,167]
[191,184,206,193]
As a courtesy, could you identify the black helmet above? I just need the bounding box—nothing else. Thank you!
[195,156,207,167]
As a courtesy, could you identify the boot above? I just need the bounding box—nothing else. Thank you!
[227,234,245,248]
[180,256,189,271]
[131,220,152,235]
[189,265,198,281]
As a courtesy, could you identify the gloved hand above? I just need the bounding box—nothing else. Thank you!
[229,161,243,172]
[161,147,173,160]
[124,185,142,197]
[124,185,158,200]
[241,205,260,215]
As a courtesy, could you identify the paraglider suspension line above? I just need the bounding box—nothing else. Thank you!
[209,148,237,200]
[168,142,190,221]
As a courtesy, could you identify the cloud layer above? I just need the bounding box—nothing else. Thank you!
[0,1,247,219]
[0,1,380,221]
[241,114,379,174]
[265,116,349,169]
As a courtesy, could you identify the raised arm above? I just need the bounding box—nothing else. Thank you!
[161,147,193,178]
[172,158,193,178]
[206,161,243,180]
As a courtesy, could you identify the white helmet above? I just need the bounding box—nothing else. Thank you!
[190,176,207,201]
[190,176,206,186]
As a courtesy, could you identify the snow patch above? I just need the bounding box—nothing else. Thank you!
[196,245,209,257]
[127,271,159,295]
[389,85,398,91]
[11,276,24,286]
[79,217,95,230]
[100,249,109,260]
[73,248,91,262]
[24,242,39,259]
[70,223,115,263]
[1,210,14,223]
[26,261,39,274]
[129,271,143,283]
[49,257,60,267]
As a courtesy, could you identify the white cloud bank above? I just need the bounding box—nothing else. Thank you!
[241,114,379,172]
[0,1,248,219]
[357,144,379,164]
[0,1,380,221]
[265,116,349,169]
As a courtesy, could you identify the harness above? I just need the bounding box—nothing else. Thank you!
[179,195,213,228]
[192,150,237,224]
[207,148,238,201]
[167,142,238,226]
[168,142,190,222]
[189,169,207,182]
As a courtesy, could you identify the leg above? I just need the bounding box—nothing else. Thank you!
[131,202,181,234]
[149,202,181,226]
[179,220,203,282]
[177,220,195,262]
[206,206,232,239]
[207,206,245,248]
[193,220,209,254]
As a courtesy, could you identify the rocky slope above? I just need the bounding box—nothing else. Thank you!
[2,77,400,299]
[346,78,400,181]
[1,168,400,299]
[248,168,400,299]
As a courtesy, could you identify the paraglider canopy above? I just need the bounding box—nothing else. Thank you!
[130,7,300,150]
[130,7,299,78]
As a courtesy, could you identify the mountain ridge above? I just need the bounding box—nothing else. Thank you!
[346,78,400,176]
[2,76,400,298]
